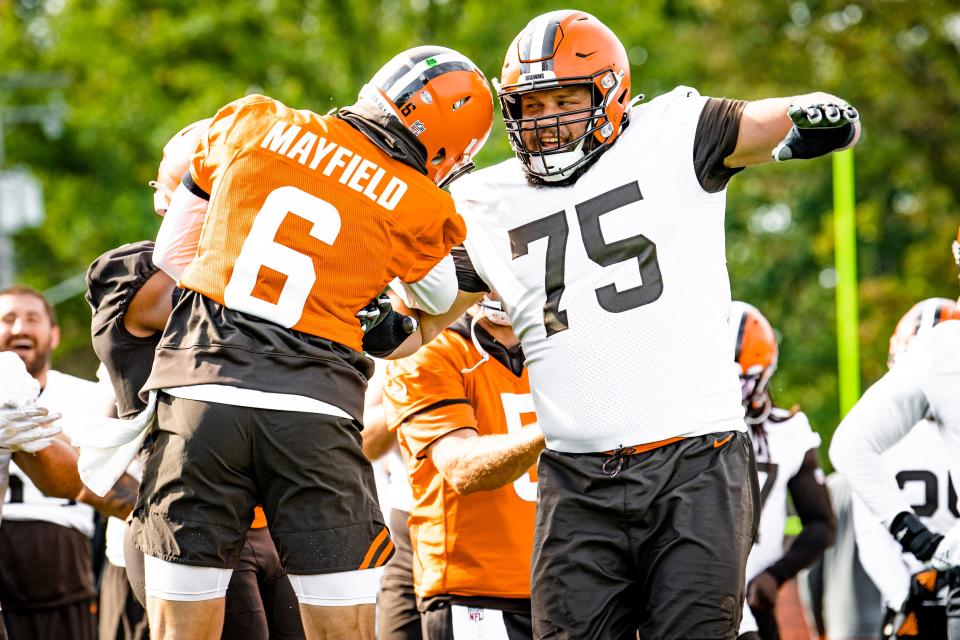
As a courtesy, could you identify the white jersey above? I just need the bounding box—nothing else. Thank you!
[451,87,745,452]
[4,369,112,537]
[851,419,958,607]
[746,409,822,581]
[830,321,960,525]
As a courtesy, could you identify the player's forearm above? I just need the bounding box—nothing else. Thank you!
[77,472,138,519]
[417,290,484,345]
[440,425,545,495]
[13,438,82,500]
[830,370,929,524]
[726,92,860,168]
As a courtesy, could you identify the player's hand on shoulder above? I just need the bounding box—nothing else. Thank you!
[0,405,62,454]
[773,93,860,161]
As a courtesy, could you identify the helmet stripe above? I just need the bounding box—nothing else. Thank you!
[384,52,475,100]
[374,48,447,95]
[525,16,561,74]
[390,60,478,108]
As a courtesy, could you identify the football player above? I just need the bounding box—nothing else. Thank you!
[846,298,960,639]
[382,294,543,639]
[730,302,836,640]
[405,10,860,639]
[135,46,493,639]
[0,352,83,640]
[0,286,117,640]
[831,230,960,640]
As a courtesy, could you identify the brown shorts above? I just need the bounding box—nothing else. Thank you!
[531,431,759,640]
[130,394,392,574]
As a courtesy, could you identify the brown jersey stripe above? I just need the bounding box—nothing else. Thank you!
[402,398,471,424]
[358,527,391,570]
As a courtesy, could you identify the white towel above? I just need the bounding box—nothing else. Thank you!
[71,391,157,497]
[0,352,40,408]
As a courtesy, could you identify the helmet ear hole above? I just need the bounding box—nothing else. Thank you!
[431,148,446,166]
[452,96,471,111]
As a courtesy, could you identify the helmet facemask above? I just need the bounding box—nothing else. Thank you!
[741,366,775,426]
[496,69,625,183]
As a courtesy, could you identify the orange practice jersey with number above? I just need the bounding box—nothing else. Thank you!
[383,326,537,600]
[179,94,465,352]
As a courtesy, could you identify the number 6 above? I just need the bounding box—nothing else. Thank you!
[224,186,341,327]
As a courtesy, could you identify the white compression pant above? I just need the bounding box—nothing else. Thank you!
[144,555,383,605]
[289,567,384,606]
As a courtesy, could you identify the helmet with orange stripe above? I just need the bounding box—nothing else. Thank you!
[888,297,960,368]
[496,10,632,184]
[358,46,494,188]
[150,118,212,216]
[730,301,778,425]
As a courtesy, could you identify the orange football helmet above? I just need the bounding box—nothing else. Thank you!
[888,297,960,368]
[150,118,212,216]
[496,10,632,183]
[360,46,493,188]
[730,301,779,425]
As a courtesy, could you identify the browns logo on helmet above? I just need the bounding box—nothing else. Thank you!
[730,301,778,425]
[888,297,960,368]
[359,46,493,188]
[495,10,633,183]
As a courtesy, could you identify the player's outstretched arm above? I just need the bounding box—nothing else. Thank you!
[724,93,860,168]
[428,424,545,496]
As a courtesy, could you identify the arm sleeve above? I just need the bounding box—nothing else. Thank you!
[152,184,208,280]
[381,342,478,459]
[766,449,836,584]
[693,97,748,193]
[829,367,931,525]
[451,245,491,294]
[389,254,458,315]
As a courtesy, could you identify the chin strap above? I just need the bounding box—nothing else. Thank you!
[460,315,491,375]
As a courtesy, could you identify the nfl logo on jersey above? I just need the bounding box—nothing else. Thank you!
[468,607,484,622]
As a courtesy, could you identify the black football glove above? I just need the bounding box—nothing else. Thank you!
[890,511,944,563]
[356,290,394,334]
[772,101,859,162]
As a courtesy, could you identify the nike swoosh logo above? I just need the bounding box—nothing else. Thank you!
[575,50,598,59]
[713,435,733,448]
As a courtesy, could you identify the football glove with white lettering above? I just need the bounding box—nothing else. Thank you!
[0,405,61,454]
[772,100,859,161]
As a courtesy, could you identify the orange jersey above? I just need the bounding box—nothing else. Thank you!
[382,325,537,600]
[179,94,465,352]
